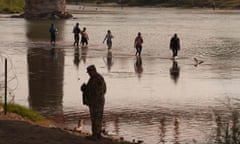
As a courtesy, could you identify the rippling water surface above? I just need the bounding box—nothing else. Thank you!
[1,6,240,144]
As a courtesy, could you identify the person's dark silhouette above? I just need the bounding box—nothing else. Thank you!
[103,50,113,72]
[169,33,180,58]
[170,60,180,83]
[134,56,143,78]
[73,47,80,68]
[81,46,88,64]
[81,65,106,140]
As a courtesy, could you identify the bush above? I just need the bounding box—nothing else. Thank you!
[0,103,46,122]
[0,0,25,13]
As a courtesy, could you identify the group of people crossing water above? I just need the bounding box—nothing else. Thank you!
[72,23,89,47]
[49,22,182,141]
[49,23,181,58]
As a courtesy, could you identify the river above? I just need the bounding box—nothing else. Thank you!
[1,6,240,144]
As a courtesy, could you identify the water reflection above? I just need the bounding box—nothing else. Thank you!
[73,47,80,68]
[103,50,114,72]
[27,47,64,116]
[2,7,240,144]
[169,60,180,84]
[134,56,143,78]
[157,116,180,144]
[174,117,180,144]
[159,117,166,143]
[103,116,120,136]
[214,109,240,144]
[81,46,88,64]
[113,117,120,135]
[26,21,66,123]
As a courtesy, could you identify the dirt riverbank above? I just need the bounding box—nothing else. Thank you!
[0,112,133,144]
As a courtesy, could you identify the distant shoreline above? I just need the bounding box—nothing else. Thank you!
[67,2,240,10]
[0,2,239,15]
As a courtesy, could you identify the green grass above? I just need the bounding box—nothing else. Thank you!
[0,103,46,122]
[0,0,25,13]
[105,0,240,8]
[220,0,240,8]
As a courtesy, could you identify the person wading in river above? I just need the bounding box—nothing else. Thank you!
[134,32,143,56]
[49,23,58,45]
[169,33,181,58]
[103,30,114,50]
[73,23,81,47]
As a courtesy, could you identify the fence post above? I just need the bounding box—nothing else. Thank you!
[4,58,7,115]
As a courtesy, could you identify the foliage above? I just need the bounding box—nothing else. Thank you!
[0,0,240,13]
[67,0,240,8]
[0,0,25,13]
[126,0,240,8]
[0,103,46,122]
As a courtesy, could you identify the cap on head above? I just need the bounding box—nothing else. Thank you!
[87,65,96,73]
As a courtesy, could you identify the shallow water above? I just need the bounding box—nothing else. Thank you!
[1,6,240,143]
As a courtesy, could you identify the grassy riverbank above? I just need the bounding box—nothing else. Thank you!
[0,103,134,144]
[0,0,24,13]
[0,103,47,122]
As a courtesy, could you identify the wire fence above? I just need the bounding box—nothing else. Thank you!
[0,52,18,104]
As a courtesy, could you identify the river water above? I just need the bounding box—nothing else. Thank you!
[1,6,240,144]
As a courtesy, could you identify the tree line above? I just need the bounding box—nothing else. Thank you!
[67,0,240,8]
[0,0,240,14]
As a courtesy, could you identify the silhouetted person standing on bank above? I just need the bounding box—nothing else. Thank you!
[49,23,58,45]
[134,32,143,56]
[73,23,81,47]
[81,65,106,140]
[170,33,180,58]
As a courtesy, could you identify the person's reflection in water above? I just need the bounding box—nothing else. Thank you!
[159,117,166,143]
[114,116,119,135]
[104,50,114,72]
[73,47,80,68]
[81,46,88,64]
[174,116,180,144]
[50,47,58,61]
[215,115,222,143]
[26,21,65,126]
[27,47,64,119]
[134,56,143,78]
[170,60,180,83]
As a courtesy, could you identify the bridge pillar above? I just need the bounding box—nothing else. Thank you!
[25,0,71,19]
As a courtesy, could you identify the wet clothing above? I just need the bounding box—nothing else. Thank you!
[49,26,57,44]
[83,73,106,138]
[81,31,89,46]
[170,36,180,57]
[73,26,81,46]
[104,33,114,49]
[134,36,143,56]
